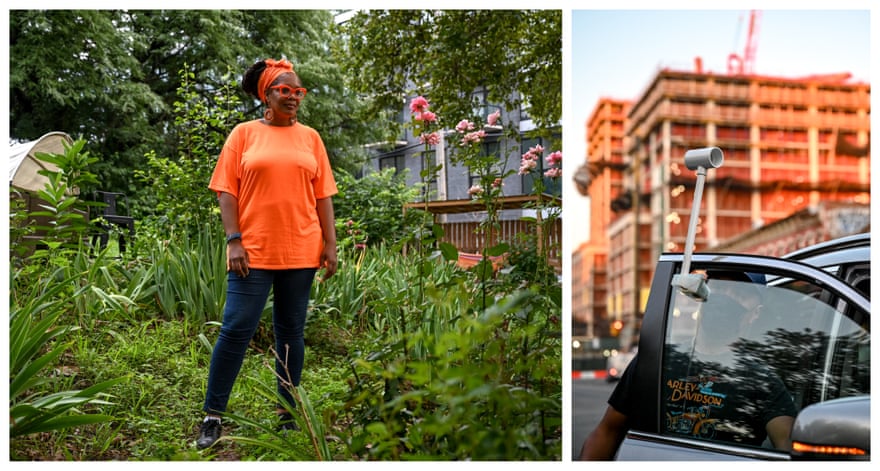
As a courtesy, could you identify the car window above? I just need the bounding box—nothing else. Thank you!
[843,263,870,299]
[661,273,869,451]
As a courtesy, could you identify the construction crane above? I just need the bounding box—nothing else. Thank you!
[727,10,761,75]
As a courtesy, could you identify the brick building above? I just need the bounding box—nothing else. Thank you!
[572,98,630,339]
[574,68,870,351]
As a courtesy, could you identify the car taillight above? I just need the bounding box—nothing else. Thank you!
[792,441,867,456]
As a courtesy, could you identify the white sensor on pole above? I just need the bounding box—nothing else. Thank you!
[671,147,724,301]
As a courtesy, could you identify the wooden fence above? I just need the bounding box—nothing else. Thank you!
[443,218,562,273]
[405,194,562,273]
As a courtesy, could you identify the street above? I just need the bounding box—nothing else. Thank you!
[571,377,616,460]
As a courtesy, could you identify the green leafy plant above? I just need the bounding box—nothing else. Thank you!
[134,65,245,241]
[333,167,420,246]
[13,138,100,274]
[9,269,126,439]
[344,290,560,460]
[148,223,227,323]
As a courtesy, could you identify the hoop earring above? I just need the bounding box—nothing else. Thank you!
[264,108,274,121]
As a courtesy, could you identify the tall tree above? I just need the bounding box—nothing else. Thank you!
[10,10,382,196]
[10,10,165,193]
[334,10,562,139]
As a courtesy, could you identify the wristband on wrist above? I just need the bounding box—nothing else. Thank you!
[226,232,242,244]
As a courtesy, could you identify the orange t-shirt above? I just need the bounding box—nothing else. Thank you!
[209,120,337,269]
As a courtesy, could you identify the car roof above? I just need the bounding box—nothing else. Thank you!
[782,232,870,269]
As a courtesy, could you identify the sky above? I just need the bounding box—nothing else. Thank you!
[563,6,874,250]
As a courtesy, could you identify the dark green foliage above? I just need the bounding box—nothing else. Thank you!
[133,67,245,238]
[10,10,384,195]
[10,10,165,194]
[335,10,562,138]
[333,167,422,246]
[344,289,561,460]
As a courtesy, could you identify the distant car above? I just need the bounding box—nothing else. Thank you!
[606,347,637,382]
[612,233,870,461]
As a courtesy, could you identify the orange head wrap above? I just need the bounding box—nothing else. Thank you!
[257,58,295,103]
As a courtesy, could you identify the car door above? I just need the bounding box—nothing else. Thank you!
[616,253,870,460]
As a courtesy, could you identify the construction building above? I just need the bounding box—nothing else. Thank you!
[572,98,630,342]
[573,65,870,357]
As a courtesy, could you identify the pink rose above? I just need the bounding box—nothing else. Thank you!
[419,132,441,146]
[461,130,487,145]
[546,151,562,166]
[455,119,475,133]
[518,159,538,175]
[544,168,562,178]
[410,96,429,114]
[487,110,501,126]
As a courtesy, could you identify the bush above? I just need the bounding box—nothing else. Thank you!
[313,244,561,460]
[333,167,421,246]
[9,268,125,442]
[134,67,245,241]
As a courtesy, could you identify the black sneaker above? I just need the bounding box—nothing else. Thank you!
[277,412,300,432]
[196,418,222,449]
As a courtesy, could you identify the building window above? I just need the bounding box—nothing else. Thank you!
[421,150,439,201]
[521,136,561,196]
[483,140,501,158]
[471,89,505,125]
[520,96,532,122]
[379,154,405,175]
[468,139,502,190]
[422,149,437,175]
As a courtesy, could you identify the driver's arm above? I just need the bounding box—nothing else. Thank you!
[766,415,794,451]
[579,404,629,460]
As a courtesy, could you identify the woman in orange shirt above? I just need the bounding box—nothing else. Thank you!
[196,58,338,449]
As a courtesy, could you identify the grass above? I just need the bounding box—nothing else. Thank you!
[9,243,561,461]
[8,315,354,461]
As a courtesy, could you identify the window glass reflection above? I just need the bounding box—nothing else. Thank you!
[662,273,870,450]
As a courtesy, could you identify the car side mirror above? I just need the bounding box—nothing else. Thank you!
[789,395,870,461]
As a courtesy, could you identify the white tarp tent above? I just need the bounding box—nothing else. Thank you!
[9,132,77,253]
[9,131,72,193]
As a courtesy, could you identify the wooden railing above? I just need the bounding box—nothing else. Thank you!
[443,218,562,273]
[404,194,562,273]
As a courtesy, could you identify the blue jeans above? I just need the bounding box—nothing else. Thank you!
[203,268,317,414]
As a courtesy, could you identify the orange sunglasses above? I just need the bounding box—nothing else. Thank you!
[269,85,307,99]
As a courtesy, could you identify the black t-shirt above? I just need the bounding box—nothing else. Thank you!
[608,353,797,448]
[608,353,640,417]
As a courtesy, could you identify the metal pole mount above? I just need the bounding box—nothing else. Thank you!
[670,147,724,301]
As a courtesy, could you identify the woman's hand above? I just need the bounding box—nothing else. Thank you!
[319,243,337,280]
[217,192,248,277]
[227,241,250,277]
[315,197,338,281]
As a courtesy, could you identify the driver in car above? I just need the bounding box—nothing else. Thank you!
[579,270,797,460]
